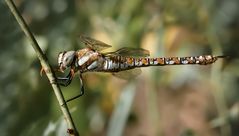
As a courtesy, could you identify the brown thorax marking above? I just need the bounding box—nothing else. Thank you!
[76,48,91,57]
[75,48,102,71]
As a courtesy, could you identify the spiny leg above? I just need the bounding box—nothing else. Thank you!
[57,72,71,86]
[40,66,72,86]
[57,69,75,87]
[66,74,85,103]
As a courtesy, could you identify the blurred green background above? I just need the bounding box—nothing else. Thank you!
[0,0,239,136]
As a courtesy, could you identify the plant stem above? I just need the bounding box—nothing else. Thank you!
[4,0,79,135]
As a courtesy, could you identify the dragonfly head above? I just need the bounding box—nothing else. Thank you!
[58,51,76,72]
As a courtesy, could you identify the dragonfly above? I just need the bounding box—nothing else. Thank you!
[56,35,226,103]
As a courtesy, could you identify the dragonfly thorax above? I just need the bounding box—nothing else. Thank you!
[58,51,76,72]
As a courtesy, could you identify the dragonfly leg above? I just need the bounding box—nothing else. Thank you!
[57,68,75,86]
[57,72,73,87]
[57,77,72,86]
[66,74,85,103]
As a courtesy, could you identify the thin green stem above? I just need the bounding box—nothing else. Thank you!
[4,0,79,135]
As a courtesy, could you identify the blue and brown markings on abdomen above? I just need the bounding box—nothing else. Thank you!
[121,55,216,68]
[99,55,217,72]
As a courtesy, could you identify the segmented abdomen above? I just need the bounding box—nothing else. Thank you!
[102,55,218,72]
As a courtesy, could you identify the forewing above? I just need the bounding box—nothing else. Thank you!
[105,47,150,57]
[112,68,142,80]
[79,35,112,51]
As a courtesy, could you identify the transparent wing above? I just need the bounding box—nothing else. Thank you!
[104,47,150,57]
[112,68,142,80]
[79,35,112,51]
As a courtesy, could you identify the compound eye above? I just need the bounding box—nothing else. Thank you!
[58,52,65,65]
